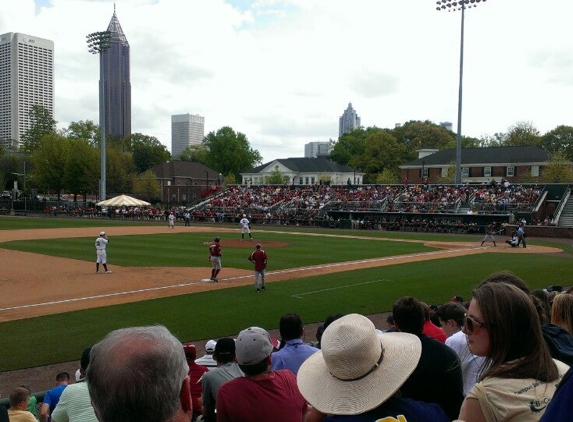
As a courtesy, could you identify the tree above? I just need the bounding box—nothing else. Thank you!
[376,168,400,184]
[541,152,573,183]
[0,152,19,191]
[106,145,136,195]
[30,133,70,199]
[541,125,573,159]
[180,144,208,163]
[268,166,288,184]
[478,132,506,148]
[505,121,541,147]
[63,139,99,201]
[133,170,161,201]
[330,127,372,165]
[360,130,407,183]
[21,105,57,154]
[391,120,455,159]
[435,162,456,184]
[123,133,171,173]
[203,127,262,180]
[64,120,99,147]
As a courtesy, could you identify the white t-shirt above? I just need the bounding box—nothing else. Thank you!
[445,330,486,396]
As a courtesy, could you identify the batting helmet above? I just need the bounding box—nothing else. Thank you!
[100,231,106,236]
[214,237,220,242]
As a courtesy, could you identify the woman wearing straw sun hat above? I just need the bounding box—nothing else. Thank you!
[297,313,449,421]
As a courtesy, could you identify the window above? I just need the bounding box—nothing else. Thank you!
[531,165,540,177]
[484,167,492,177]
[421,167,428,178]
[507,166,514,177]
[441,167,448,177]
[462,167,469,178]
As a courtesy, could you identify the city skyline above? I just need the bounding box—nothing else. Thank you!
[2,0,573,163]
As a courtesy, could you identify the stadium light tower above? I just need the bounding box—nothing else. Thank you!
[86,30,112,200]
[436,0,487,185]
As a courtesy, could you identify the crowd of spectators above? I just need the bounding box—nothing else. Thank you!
[3,273,573,421]
[33,182,544,231]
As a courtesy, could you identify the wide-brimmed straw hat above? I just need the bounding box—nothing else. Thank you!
[297,313,421,415]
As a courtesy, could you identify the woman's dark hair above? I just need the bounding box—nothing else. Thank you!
[530,289,551,325]
[472,283,558,382]
[477,271,530,294]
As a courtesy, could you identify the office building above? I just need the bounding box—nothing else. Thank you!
[304,141,332,158]
[171,113,205,157]
[440,121,453,132]
[101,7,131,140]
[0,32,54,148]
[339,102,361,137]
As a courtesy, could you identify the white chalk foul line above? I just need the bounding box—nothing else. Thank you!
[1,246,480,313]
[292,279,391,299]
[0,282,199,312]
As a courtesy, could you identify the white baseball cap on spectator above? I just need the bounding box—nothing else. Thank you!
[205,340,217,353]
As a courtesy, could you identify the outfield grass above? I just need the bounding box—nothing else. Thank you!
[0,216,570,371]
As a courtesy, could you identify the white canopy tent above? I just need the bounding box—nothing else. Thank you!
[96,194,150,207]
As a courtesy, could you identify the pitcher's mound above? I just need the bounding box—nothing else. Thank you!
[203,240,290,248]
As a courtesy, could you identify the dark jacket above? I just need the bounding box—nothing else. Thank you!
[542,323,573,366]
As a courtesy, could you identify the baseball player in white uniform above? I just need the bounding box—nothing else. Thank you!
[168,212,175,229]
[239,214,253,240]
[95,231,111,274]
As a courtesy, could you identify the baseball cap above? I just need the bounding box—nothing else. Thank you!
[235,326,273,365]
[213,237,220,243]
[182,343,197,360]
[214,338,235,358]
[205,340,217,353]
[451,295,463,303]
[99,231,106,236]
[80,347,92,370]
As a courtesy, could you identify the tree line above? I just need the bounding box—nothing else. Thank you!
[1,106,571,201]
[0,106,263,202]
[329,120,573,184]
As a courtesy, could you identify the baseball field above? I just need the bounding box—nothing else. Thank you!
[0,216,570,377]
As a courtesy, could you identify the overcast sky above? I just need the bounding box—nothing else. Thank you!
[3,0,573,163]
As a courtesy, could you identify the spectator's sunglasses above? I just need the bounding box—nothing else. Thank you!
[464,313,489,333]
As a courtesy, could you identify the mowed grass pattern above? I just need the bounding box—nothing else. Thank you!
[0,232,434,269]
[0,216,571,371]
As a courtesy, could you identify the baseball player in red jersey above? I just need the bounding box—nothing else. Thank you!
[248,243,268,292]
[208,237,222,282]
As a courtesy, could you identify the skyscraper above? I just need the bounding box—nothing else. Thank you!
[0,32,54,149]
[171,113,205,158]
[339,102,361,137]
[101,7,131,140]
[304,141,332,158]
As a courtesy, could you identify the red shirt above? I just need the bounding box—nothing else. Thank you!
[209,242,221,257]
[217,370,307,422]
[187,361,209,415]
[249,249,268,271]
[423,320,447,343]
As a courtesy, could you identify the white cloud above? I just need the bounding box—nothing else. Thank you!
[2,0,573,162]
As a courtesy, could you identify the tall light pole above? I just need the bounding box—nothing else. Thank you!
[86,30,111,200]
[437,0,486,185]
